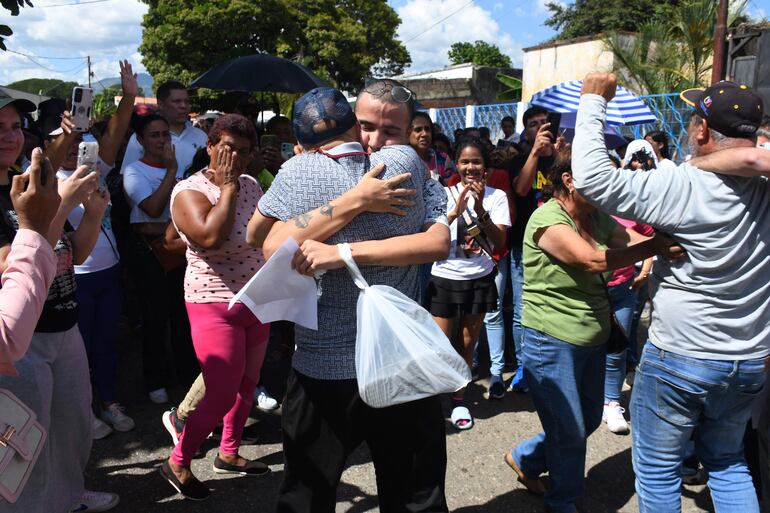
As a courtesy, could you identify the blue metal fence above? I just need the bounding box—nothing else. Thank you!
[474,103,518,142]
[432,93,692,161]
[624,93,692,162]
[434,107,466,140]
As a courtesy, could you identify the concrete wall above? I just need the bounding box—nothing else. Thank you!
[521,37,617,101]
[401,66,522,108]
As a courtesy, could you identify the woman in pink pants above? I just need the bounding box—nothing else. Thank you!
[160,114,269,501]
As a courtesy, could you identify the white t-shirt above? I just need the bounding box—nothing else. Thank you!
[120,121,207,179]
[123,160,173,224]
[431,185,511,281]
[56,158,120,274]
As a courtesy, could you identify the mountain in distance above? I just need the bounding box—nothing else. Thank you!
[89,72,154,96]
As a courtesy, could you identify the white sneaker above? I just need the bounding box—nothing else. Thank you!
[69,490,120,512]
[148,387,169,404]
[254,386,279,411]
[603,401,630,434]
[100,403,135,432]
[92,415,113,440]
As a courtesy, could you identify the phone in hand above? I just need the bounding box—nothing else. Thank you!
[280,142,294,161]
[71,87,94,132]
[260,134,278,149]
[546,112,561,142]
[76,141,99,175]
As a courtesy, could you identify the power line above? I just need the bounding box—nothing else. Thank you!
[7,50,86,60]
[402,0,475,44]
[34,0,113,7]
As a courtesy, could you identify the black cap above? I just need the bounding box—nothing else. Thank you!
[680,81,763,138]
[0,89,36,113]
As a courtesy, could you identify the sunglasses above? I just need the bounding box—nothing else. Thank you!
[363,79,414,104]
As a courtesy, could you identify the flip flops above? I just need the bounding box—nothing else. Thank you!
[451,405,474,430]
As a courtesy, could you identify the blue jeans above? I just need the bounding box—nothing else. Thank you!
[75,263,122,402]
[631,341,766,513]
[511,327,606,513]
[627,280,649,368]
[484,254,510,377]
[509,247,524,366]
[604,280,636,403]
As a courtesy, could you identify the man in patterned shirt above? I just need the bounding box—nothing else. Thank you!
[249,85,450,512]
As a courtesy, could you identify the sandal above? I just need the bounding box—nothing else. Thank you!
[450,405,474,430]
[504,451,545,495]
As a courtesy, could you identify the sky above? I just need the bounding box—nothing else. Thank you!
[0,0,768,89]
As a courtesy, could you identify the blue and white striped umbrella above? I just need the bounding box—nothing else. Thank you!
[530,80,657,126]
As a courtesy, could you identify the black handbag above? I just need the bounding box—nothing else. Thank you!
[600,275,630,354]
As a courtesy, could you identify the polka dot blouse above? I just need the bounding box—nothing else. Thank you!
[170,170,265,303]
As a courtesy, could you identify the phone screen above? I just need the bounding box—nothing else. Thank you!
[546,112,561,141]
[260,134,278,149]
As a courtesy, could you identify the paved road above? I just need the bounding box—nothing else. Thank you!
[86,373,715,513]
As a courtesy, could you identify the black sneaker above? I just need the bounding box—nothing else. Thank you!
[159,461,210,501]
[212,456,270,476]
[162,408,185,446]
[488,380,506,400]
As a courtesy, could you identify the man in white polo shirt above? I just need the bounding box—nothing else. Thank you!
[120,81,207,177]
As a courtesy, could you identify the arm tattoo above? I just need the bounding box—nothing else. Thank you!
[293,212,312,229]
[319,203,335,218]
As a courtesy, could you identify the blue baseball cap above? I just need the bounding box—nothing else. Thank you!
[292,87,357,145]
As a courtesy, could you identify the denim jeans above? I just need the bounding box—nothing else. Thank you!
[509,247,524,366]
[511,327,606,513]
[604,280,636,403]
[484,254,510,377]
[631,341,766,513]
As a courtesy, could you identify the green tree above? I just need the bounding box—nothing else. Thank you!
[138,0,410,101]
[606,0,748,93]
[1,0,33,50]
[544,0,679,39]
[6,78,79,100]
[447,41,512,67]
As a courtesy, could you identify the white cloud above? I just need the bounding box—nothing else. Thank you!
[0,0,147,86]
[396,0,523,73]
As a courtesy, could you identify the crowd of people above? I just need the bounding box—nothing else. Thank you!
[0,57,769,513]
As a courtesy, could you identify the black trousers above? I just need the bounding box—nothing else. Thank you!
[123,231,199,391]
[277,369,449,513]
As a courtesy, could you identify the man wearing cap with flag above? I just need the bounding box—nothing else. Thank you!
[572,73,770,512]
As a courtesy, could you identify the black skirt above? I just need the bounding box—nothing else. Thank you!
[426,271,498,318]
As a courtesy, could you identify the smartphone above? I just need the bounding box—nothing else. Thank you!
[71,87,93,132]
[280,142,294,161]
[76,141,99,175]
[260,134,278,149]
[546,112,561,141]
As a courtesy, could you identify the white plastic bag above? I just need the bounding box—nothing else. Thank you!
[337,243,471,408]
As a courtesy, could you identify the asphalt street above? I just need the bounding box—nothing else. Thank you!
[84,317,716,513]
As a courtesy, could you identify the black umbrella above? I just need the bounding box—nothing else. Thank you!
[189,54,328,93]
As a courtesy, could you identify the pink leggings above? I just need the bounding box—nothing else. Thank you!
[171,302,269,467]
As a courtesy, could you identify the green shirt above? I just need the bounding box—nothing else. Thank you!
[521,199,618,347]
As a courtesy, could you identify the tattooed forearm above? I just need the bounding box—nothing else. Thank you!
[293,212,312,229]
[319,203,335,218]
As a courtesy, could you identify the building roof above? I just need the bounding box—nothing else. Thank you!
[523,31,635,53]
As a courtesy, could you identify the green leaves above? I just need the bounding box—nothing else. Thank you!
[447,41,512,68]
[139,0,410,105]
[496,73,522,101]
[605,0,748,94]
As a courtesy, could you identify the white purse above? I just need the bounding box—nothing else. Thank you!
[0,388,46,503]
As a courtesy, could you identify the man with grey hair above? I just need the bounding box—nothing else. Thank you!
[572,73,770,512]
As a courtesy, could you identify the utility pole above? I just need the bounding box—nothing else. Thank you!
[87,55,92,88]
[711,0,728,84]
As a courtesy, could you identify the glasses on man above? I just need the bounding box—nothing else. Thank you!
[363,79,414,104]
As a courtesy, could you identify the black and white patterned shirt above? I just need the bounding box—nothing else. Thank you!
[259,143,447,380]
